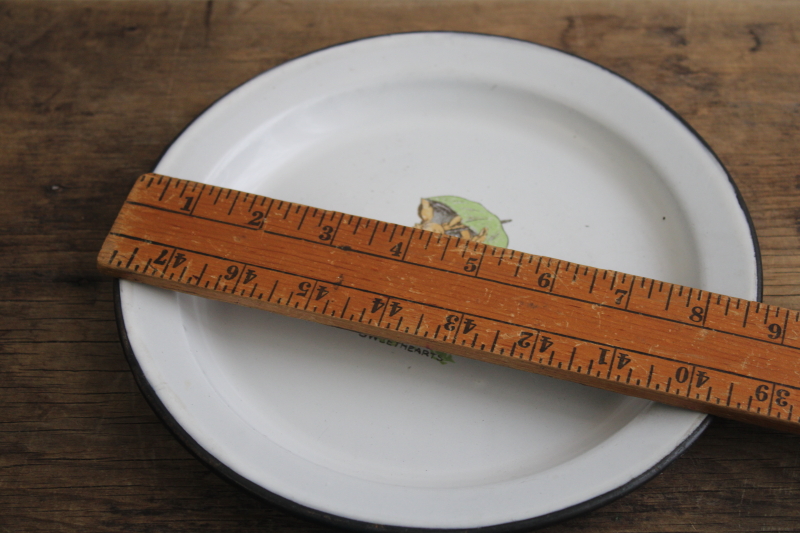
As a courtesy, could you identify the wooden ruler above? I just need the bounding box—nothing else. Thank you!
[99,173,800,433]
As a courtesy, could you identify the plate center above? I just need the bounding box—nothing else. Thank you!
[182,80,698,488]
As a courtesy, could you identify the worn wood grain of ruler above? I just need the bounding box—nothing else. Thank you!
[98,174,800,433]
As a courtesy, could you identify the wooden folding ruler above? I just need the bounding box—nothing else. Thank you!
[99,174,800,433]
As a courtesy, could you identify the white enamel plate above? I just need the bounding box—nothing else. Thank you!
[118,33,760,530]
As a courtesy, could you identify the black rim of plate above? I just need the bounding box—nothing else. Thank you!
[113,32,763,532]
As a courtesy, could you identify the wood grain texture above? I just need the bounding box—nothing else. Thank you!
[2,0,799,531]
[99,175,800,433]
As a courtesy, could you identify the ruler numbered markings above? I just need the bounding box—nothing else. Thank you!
[99,174,800,432]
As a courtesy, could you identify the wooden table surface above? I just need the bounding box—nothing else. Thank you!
[3,1,800,531]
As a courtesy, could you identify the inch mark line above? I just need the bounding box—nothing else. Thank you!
[623,277,635,310]
[701,291,712,328]
[399,228,415,262]
[780,309,791,345]
[124,247,139,269]
[227,191,241,216]
[439,237,450,261]
[297,206,309,230]
[473,243,487,277]
[158,177,173,201]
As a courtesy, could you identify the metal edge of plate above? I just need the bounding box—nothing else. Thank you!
[111,32,764,531]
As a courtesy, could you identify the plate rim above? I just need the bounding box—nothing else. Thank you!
[114,31,763,531]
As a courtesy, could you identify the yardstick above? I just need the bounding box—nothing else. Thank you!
[99,174,800,433]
